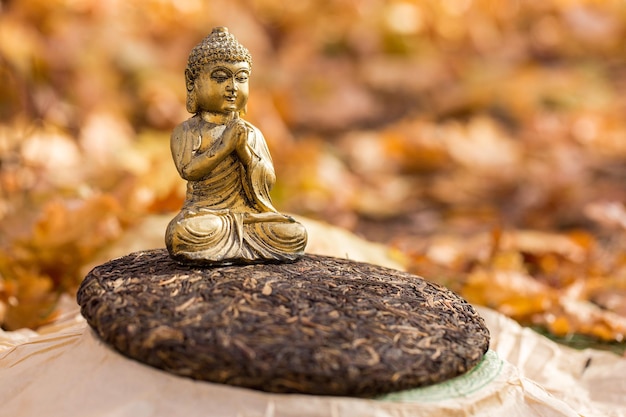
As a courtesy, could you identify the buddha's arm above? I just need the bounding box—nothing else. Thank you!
[237,126,276,179]
[171,123,239,181]
[235,134,253,167]
[180,146,233,181]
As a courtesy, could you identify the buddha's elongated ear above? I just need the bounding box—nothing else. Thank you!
[184,69,195,92]
[184,69,198,114]
[186,90,198,114]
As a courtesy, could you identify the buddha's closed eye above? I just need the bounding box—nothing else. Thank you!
[211,68,249,84]
[211,70,229,83]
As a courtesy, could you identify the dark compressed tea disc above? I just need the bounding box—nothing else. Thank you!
[77,249,489,397]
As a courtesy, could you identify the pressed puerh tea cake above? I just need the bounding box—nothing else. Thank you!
[78,249,490,397]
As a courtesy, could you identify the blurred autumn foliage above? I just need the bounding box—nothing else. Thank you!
[1,0,626,345]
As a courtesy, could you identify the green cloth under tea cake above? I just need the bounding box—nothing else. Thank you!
[77,249,489,397]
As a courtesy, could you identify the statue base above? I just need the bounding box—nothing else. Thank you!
[77,249,489,397]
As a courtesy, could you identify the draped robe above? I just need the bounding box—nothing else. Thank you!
[165,115,307,264]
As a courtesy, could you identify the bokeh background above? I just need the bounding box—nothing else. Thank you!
[1,0,625,347]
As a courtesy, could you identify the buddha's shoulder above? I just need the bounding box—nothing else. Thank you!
[172,116,201,138]
[243,120,262,135]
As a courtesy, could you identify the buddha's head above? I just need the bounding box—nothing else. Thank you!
[185,27,252,116]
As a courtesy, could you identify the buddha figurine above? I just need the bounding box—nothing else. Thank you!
[165,27,307,265]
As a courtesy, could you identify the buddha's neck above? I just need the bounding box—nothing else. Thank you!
[199,111,237,125]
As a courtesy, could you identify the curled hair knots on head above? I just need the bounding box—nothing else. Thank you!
[186,27,252,82]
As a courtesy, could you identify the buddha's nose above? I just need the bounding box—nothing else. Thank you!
[226,78,238,91]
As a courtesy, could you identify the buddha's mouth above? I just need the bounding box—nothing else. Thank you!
[225,95,237,102]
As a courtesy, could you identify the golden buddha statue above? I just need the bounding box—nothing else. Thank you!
[165,27,307,265]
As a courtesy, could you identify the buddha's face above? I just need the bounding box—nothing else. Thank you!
[193,61,250,115]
